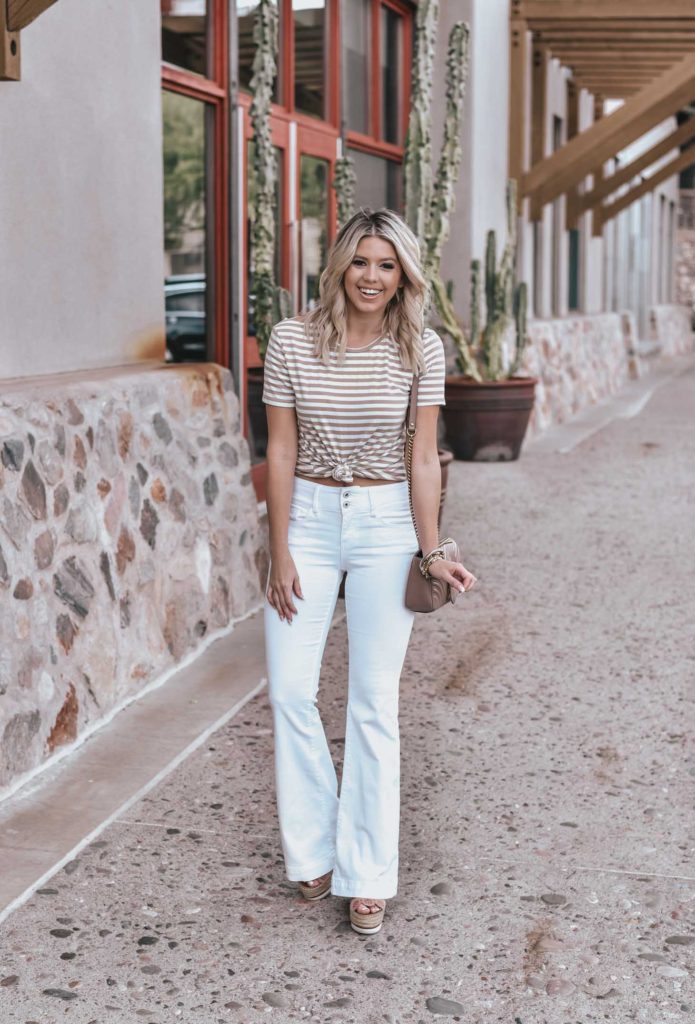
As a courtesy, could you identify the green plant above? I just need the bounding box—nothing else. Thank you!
[248,0,292,361]
[403,1,528,381]
[472,179,529,381]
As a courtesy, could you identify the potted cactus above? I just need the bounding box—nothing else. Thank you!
[442,179,536,461]
[247,0,292,457]
[402,1,535,462]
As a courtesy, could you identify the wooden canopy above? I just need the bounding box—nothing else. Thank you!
[509,1,695,226]
[1,0,59,79]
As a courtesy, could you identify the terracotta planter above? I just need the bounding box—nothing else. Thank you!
[246,365,268,459]
[442,375,537,462]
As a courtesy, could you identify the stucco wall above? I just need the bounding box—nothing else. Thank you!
[0,0,165,379]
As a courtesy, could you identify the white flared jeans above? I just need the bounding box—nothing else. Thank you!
[263,476,418,899]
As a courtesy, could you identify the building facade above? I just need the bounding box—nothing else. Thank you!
[0,0,692,792]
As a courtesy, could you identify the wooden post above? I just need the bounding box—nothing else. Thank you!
[591,94,605,237]
[565,77,581,228]
[509,1,528,213]
[529,39,548,220]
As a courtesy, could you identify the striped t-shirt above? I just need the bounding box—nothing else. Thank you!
[262,317,446,482]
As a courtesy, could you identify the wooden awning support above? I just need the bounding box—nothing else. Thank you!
[568,117,695,230]
[1,0,58,80]
[521,55,695,218]
[595,146,695,231]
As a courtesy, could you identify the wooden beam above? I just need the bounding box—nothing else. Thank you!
[509,4,528,206]
[595,145,695,229]
[522,54,695,211]
[7,0,58,32]
[530,42,548,219]
[521,1,695,18]
[532,19,695,31]
[579,116,695,213]
[1,1,20,80]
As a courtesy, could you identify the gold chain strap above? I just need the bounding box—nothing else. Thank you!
[404,422,421,551]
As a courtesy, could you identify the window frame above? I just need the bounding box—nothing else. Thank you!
[161,0,231,369]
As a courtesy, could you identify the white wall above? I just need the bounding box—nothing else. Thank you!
[0,0,165,380]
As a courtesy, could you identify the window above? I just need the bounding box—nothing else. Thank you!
[350,148,402,210]
[162,0,230,366]
[380,5,403,144]
[161,0,209,77]
[294,0,327,118]
[343,0,370,135]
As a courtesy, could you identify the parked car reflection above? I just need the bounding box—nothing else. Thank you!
[165,273,207,361]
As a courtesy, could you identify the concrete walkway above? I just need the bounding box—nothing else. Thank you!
[0,356,694,1023]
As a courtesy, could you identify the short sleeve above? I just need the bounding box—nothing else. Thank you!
[262,325,295,408]
[417,329,446,406]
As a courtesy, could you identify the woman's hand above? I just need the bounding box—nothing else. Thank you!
[267,550,304,623]
[427,557,477,595]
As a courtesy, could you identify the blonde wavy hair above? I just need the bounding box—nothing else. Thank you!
[304,207,429,374]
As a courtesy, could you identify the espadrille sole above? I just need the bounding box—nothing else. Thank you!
[349,901,385,934]
[298,872,332,901]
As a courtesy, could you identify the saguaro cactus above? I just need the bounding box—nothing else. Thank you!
[403,4,479,378]
[333,139,357,229]
[248,0,292,360]
[403,5,528,381]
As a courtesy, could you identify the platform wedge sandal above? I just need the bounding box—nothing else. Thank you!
[349,898,386,934]
[298,871,332,901]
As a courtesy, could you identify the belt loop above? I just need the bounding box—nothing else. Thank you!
[367,486,377,516]
[312,484,320,513]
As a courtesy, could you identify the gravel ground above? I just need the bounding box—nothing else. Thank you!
[1,362,694,1023]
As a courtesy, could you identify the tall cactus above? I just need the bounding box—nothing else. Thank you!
[403,8,528,381]
[248,0,292,360]
[404,0,438,254]
[333,142,357,230]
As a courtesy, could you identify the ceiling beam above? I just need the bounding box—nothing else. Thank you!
[7,0,58,32]
[596,145,695,229]
[569,116,695,226]
[522,54,695,210]
[521,1,695,18]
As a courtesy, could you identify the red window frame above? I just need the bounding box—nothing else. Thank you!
[161,0,231,369]
[347,0,412,162]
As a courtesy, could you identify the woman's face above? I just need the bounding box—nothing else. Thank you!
[343,235,403,317]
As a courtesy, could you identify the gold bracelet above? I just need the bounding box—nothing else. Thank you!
[419,548,446,578]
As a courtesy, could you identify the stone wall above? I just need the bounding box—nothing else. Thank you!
[0,364,264,793]
[521,314,630,435]
[675,229,695,315]
[648,304,695,356]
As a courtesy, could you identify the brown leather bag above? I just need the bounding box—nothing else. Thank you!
[403,374,460,612]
